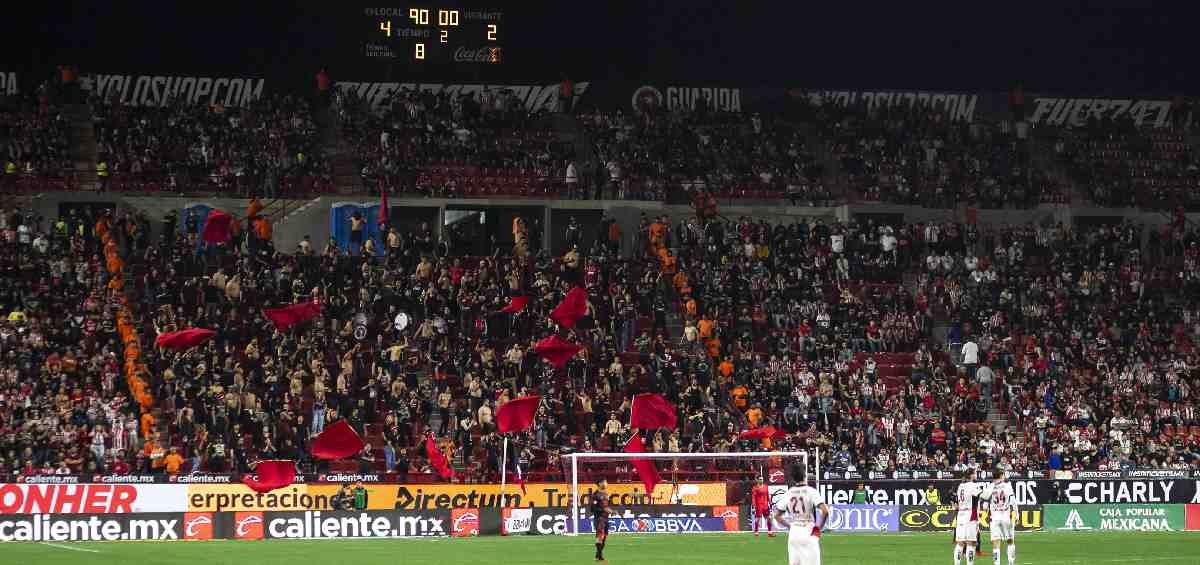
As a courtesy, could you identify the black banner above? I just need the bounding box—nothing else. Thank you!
[259,510,453,539]
[897,505,1044,532]
[820,478,1200,506]
[517,505,739,535]
[0,512,190,542]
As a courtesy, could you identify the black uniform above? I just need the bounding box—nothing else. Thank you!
[590,490,610,537]
[590,489,610,560]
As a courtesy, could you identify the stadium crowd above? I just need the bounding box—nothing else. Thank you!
[91,92,331,195]
[0,89,75,191]
[1,194,1196,481]
[336,86,570,199]
[808,93,1071,209]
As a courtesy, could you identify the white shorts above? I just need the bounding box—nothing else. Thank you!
[990,518,1015,542]
[955,521,979,543]
[788,530,821,565]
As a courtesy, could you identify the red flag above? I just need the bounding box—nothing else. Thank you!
[496,395,541,434]
[499,296,529,313]
[378,187,388,226]
[263,300,322,331]
[425,436,456,481]
[739,426,787,440]
[630,393,678,429]
[549,287,588,328]
[241,460,295,494]
[533,335,582,368]
[201,209,234,244]
[309,420,365,460]
[623,434,660,497]
[154,328,216,351]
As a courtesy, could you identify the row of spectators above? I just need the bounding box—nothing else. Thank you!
[336,86,569,199]
[92,93,331,195]
[807,93,1069,208]
[1049,115,1200,210]
[0,89,75,191]
[575,109,832,204]
[7,192,1195,480]
[926,219,1200,472]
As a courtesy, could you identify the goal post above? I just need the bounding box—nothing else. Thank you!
[562,450,816,536]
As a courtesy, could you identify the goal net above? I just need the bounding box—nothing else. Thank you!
[561,450,816,536]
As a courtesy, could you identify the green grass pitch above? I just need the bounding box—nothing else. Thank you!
[4,531,1197,565]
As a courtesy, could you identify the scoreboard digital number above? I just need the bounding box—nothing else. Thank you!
[362,6,502,64]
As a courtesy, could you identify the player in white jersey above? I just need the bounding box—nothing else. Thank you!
[953,469,985,565]
[772,468,829,565]
[983,470,1018,565]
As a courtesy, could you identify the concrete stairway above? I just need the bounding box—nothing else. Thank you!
[66,103,98,191]
[988,405,1009,433]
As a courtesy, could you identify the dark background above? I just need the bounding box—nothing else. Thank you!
[1,1,1196,94]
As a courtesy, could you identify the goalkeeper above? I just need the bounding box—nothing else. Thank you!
[590,478,611,562]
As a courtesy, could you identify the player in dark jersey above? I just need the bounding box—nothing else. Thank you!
[590,478,611,562]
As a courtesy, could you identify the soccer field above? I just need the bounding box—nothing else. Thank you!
[4,532,1197,565]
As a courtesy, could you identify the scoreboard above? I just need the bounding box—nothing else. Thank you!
[361,6,503,65]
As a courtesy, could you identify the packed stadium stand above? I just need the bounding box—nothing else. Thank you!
[0,78,1198,484]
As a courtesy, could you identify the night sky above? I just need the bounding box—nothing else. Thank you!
[2,1,1195,94]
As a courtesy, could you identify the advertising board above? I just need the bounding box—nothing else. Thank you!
[1045,504,1184,532]
[898,505,1044,532]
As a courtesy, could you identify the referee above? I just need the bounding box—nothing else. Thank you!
[590,478,611,562]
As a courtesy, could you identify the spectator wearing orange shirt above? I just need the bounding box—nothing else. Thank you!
[163,447,184,475]
[718,357,734,380]
[731,384,749,410]
[140,411,156,438]
[746,403,764,428]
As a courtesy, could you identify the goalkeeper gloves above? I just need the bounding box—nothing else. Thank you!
[811,526,822,538]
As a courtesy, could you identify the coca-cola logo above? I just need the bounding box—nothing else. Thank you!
[453,46,501,63]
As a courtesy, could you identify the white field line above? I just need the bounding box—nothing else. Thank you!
[38,542,100,553]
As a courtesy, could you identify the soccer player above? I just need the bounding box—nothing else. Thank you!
[590,478,611,562]
[953,469,985,565]
[772,467,828,565]
[752,476,775,537]
[984,470,1018,565]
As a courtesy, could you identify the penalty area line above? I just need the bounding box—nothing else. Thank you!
[39,542,101,553]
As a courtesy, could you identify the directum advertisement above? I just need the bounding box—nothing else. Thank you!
[1046,504,1184,532]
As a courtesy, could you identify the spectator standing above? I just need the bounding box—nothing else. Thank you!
[961,336,979,378]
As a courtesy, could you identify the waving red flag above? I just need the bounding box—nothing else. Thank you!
[155,328,216,351]
[425,436,456,481]
[534,335,582,368]
[309,420,365,460]
[549,287,588,328]
[496,395,541,433]
[242,460,295,494]
[263,300,322,331]
[739,426,788,440]
[499,296,529,314]
[378,187,389,226]
[201,209,234,244]
[631,393,678,429]
[623,434,660,497]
